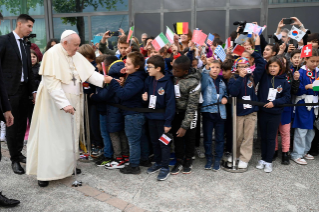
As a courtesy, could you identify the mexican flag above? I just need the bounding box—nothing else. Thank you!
[126,26,134,43]
[313,77,319,91]
[166,26,174,44]
[152,33,169,51]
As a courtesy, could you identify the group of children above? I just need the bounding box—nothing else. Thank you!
[25,17,319,181]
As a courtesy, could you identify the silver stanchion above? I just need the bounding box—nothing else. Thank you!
[222,97,247,173]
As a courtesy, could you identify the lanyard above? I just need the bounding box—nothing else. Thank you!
[271,76,275,89]
[244,76,247,96]
[153,78,158,95]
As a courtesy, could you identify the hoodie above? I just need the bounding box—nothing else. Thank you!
[144,73,175,127]
[174,67,201,129]
[109,68,147,116]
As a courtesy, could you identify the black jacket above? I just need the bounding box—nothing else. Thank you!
[0,32,37,95]
[32,63,41,89]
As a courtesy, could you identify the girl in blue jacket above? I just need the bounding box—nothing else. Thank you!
[291,48,319,165]
[254,55,291,173]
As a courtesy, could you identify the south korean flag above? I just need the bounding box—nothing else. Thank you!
[288,26,306,42]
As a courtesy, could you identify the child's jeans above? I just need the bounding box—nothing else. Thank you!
[258,111,281,163]
[275,123,291,153]
[291,128,315,160]
[109,131,129,159]
[236,112,257,163]
[99,114,113,158]
[148,119,171,168]
[202,112,225,161]
[124,113,145,167]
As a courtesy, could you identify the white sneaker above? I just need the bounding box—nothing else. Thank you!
[264,163,273,173]
[256,160,265,169]
[304,154,314,160]
[292,158,307,165]
[238,160,248,169]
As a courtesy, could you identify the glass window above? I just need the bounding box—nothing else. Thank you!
[135,13,161,42]
[0,0,44,16]
[0,20,11,36]
[52,0,128,14]
[164,0,192,10]
[53,17,89,44]
[132,0,161,11]
[230,0,261,6]
[197,11,226,41]
[13,18,47,52]
[91,15,129,46]
[269,0,319,4]
[164,12,192,33]
[28,1,45,15]
[0,4,20,16]
[197,0,226,8]
[229,9,261,35]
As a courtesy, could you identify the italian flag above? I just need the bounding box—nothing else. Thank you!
[313,77,319,91]
[126,26,134,43]
[176,22,189,35]
[166,26,174,44]
[224,37,232,50]
[152,33,169,51]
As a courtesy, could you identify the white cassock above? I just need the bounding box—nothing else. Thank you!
[26,43,104,181]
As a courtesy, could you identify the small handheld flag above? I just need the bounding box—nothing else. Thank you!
[126,26,134,43]
[232,44,246,56]
[214,45,226,62]
[288,26,306,42]
[300,44,312,58]
[192,30,207,46]
[159,133,173,145]
[166,26,175,44]
[176,22,189,35]
[224,37,232,50]
[152,33,170,51]
[313,77,319,92]
[101,62,107,76]
[207,33,215,46]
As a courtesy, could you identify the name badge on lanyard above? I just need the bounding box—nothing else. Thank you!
[174,84,181,98]
[242,95,252,109]
[267,88,277,101]
[149,95,157,109]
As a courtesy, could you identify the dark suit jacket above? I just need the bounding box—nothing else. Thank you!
[0,32,37,96]
[0,62,12,161]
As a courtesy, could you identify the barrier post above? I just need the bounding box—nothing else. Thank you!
[232,97,237,170]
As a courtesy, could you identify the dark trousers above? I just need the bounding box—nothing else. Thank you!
[27,101,34,124]
[172,111,197,160]
[202,113,225,161]
[89,104,103,147]
[258,111,281,163]
[195,107,201,147]
[309,127,319,154]
[148,119,171,168]
[6,84,29,161]
[225,104,233,153]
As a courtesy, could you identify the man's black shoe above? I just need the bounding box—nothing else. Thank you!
[38,181,49,187]
[120,165,141,174]
[72,168,81,175]
[11,161,25,175]
[0,192,20,207]
[18,155,26,164]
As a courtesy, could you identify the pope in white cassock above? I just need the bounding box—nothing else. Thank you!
[26,30,107,187]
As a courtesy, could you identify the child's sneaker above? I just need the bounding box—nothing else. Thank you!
[120,165,141,174]
[238,160,248,169]
[171,159,183,175]
[105,158,126,169]
[205,158,213,170]
[256,160,265,169]
[212,160,220,172]
[304,154,314,160]
[147,163,161,174]
[157,167,170,181]
[123,155,129,165]
[264,162,273,173]
[182,158,192,174]
[95,157,112,167]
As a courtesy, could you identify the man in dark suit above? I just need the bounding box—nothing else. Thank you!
[0,14,37,175]
[0,59,20,207]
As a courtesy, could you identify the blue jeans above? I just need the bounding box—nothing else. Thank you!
[202,113,225,161]
[99,114,113,158]
[125,113,145,167]
[291,128,315,160]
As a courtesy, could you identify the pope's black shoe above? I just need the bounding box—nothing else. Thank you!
[38,181,49,187]
[72,168,81,175]
[18,155,26,164]
[11,161,25,175]
[0,192,20,207]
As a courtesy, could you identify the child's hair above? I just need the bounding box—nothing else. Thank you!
[308,48,319,58]
[118,35,128,44]
[127,52,145,68]
[78,44,96,61]
[104,55,119,66]
[212,33,220,39]
[266,43,279,55]
[246,38,255,49]
[159,47,167,55]
[266,55,285,75]
[147,55,165,73]
[210,60,221,67]
[277,54,290,74]
[290,49,301,58]
[132,36,140,46]
[229,31,237,41]
[174,55,191,70]
[221,59,234,71]
[96,54,109,64]
[307,33,319,43]
[226,54,234,60]
[213,38,223,46]
[184,29,193,40]
[30,49,39,64]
